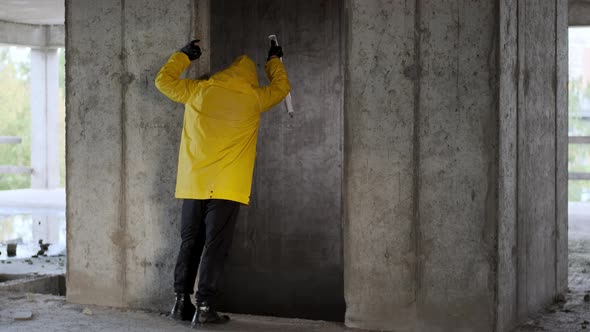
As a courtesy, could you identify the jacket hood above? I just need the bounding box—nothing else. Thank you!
[210,55,259,88]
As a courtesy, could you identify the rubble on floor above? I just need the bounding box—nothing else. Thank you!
[512,233,590,332]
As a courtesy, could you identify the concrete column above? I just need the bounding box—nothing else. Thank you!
[66,0,198,309]
[30,48,59,189]
[344,1,416,329]
[345,1,568,331]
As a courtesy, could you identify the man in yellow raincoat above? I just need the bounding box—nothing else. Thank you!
[155,39,290,327]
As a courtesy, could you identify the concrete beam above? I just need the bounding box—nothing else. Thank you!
[569,173,590,180]
[0,20,64,47]
[46,25,65,48]
[569,136,590,144]
[0,20,44,46]
[569,0,590,25]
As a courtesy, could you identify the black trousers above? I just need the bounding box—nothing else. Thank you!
[173,199,240,302]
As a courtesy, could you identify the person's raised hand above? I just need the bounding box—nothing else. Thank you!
[267,40,283,61]
[180,39,202,61]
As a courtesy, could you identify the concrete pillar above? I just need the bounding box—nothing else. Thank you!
[66,0,205,309]
[344,1,568,331]
[30,48,60,189]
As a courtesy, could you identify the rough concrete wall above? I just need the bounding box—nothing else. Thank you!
[67,0,204,310]
[345,1,498,331]
[497,0,519,330]
[66,0,126,307]
[343,0,417,330]
[346,1,568,331]
[210,0,345,322]
[415,2,498,331]
[122,0,196,309]
[517,0,558,316]
[494,1,569,331]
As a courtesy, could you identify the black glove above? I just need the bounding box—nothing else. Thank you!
[267,40,283,60]
[180,39,202,61]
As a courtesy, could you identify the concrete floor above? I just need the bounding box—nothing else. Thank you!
[0,259,348,331]
[511,287,590,332]
[5,202,590,331]
[0,291,356,332]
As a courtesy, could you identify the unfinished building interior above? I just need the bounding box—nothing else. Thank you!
[1,0,588,331]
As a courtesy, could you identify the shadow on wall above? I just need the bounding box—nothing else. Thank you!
[211,0,345,322]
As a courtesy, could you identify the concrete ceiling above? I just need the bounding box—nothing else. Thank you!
[0,0,64,25]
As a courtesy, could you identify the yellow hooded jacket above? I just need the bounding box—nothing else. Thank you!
[155,52,290,205]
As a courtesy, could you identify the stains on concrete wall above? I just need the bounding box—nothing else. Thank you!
[497,0,519,330]
[344,0,417,330]
[416,0,499,330]
[66,0,127,307]
[67,0,200,311]
[512,1,569,326]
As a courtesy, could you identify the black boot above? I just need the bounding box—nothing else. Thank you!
[170,293,196,321]
[191,301,230,327]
